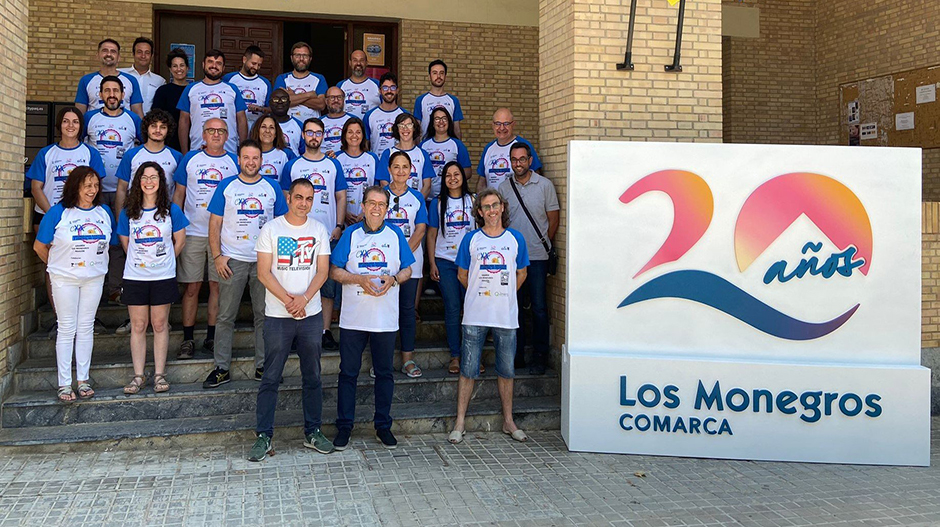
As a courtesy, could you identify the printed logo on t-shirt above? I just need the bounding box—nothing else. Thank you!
[197,168,224,187]
[306,172,327,193]
[325,125,343,147]
[200,93,225,111]
[97,129,123,149]
[133,224,162,246]
[237,197,264,218]
[489,157,511,178]
[277,236,316,267]
[386,207,409,232]
[480,251,507,273]
[428,150,446,170]
[260,163,277,177]
[445,209,471,229]
[346,167,368,186]
[346,91,365,109]
[357,247,388,271]
[240,89,258,104]
[54,163,78,183]
[379,122,395,140]
[71,222,106,243]
[282,133,292,146]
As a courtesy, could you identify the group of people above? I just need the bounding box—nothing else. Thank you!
[28,36,559,457]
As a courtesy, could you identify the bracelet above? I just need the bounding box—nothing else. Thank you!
[213,254,221,260]
[302,293,309,302]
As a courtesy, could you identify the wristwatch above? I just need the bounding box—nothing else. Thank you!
[335,223,344,231]
[392,275,399,286]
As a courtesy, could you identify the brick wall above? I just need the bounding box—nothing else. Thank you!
[721,0,816,145]
[398,19,540,186]
[923,202,940,347]
[27,0,153,101]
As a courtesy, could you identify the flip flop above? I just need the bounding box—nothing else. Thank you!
[448,357,460,375]
[448,430,465,444]
[503,428,528,442]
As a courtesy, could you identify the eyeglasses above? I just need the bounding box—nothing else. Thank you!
[363,200,388,209]
[510,156,529,164]
[271,96,289,103]
[493,121,514,128]
[480,203,501,211]
[397,122,414,130]
[205,128,228,136]
[139,175,161,182]
[433,116,448,123]
[381,85,398,92]
[326,95,344,100]
[304,130,324,138]
[292,53,311,59]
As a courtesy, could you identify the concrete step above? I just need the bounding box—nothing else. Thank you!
[0,396,560,451]
[27,318,449,358]
[14,343,495,392]
[1,369,560,428]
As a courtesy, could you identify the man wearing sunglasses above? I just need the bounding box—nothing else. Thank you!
[477,108,542,192]
[363,72,408,156]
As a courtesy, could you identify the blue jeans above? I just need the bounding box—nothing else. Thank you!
[461,325,516,379]
[517,259,550,362]
[398,278,418,352]
[336,328,397,431]
[436,258,465,357]
[256,313,324,438]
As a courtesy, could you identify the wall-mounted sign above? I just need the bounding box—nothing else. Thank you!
[363,33,386,67]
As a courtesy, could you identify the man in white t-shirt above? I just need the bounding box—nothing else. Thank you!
[75,38,144,118]
[177,49,248,154]
[223,45,272,131]
[477,108,542,192]
[449,189,530,445]
[273,42,327,122]
[321,87,354,155]
[249,178,334,461]
[413,60,464,139]
[118,37,165,115]
[337,50,380,120]
[363,72,407,156]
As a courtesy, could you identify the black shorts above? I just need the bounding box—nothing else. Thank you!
[121,278,180,306]
[32,210,44,228]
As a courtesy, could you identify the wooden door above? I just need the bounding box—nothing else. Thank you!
[210,17,281,83]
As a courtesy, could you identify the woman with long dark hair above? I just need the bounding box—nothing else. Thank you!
[421,107,471,202]
[252,115,295,181]
[34,166,115,402]
[117,161,188,394]
[337,117,379,226]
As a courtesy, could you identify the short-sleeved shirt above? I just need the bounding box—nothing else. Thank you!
[320,113,354,155]
[222,71,273,130]
[420,136,472,199]
[278,117,305,157]
[116,145,182,197]
[208,175,287,262]
[386,186,428,278]
[175,150,240,237]
[255,216,331,319]
[75,71,144,112]
[84,109,142,192]
[456,228,530,329]
[37,203,115,279]
[280,156,347,231]
[117,204,189,281]
[363,106,407,156]
[337,78,381,119]
[118,68,166,115]
[27,143,107,213]
[152,83,186,151]
[259,148,295,181]
[428,195,474,262]
[330,222,416,332]
[336,151,379,217]
[176,80,247,153]
[498,172,560,261]
[413,92,464,138]
[273,72,328,122]
[376,146,435,193]
[477,136,542,190]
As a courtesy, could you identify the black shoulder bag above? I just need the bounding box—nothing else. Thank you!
[509,177,558,276]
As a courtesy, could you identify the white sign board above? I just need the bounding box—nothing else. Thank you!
[562,141,929,466]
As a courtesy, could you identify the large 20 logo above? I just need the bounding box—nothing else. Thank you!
[618,170,872,341]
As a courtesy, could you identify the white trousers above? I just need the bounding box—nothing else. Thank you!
[50,274,104,387]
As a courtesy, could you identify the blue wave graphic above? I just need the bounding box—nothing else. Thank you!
[618,270,859,340]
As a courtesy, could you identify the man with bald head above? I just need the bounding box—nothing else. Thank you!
[477,108,542,192]
[321,86,355,155]
[337,50,381,120]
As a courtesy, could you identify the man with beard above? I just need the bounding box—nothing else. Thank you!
[177,49,248,154]
[76,38,144,118]
[413,60,464,139]
[363,72,407,156]
[223,45,272,131]
[337,50,380,120]
[115,108,181,213]
[321,87,354,156]
[119,37,165,115]
[274,42,328,123]
[269,88,305,156]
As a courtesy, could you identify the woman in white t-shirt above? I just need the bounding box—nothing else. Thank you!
[117,161,189,394]
[34,166,115,402]
[251,115,295,181]
[337,117,379,226]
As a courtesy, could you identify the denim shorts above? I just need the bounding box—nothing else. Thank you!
[460,325,516,379]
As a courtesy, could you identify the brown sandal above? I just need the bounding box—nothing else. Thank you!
[123,375,146,395]
[448,357,459,374]
[153,374,170,393]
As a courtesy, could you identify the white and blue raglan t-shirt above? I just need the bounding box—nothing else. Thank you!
[363,106,406,156]
[385,186,428,278]
[330,222,416,332]
[259,148,295,181]
[117,203,189,281]
[222,71,272,130]
[37,203,116,279]
[456,227,530,329]
[336,151,379,217]
[116,145,182,197]
[27,143,107,213]
[75,71,143,112]
[207,175,287,263]
[337,77,381,119]
[175,150,240,237]
[280,156,347,231]
[477,136,542,190]
[84,108,142,193]
[420,136,472,199]
[279,117,305,157]
[428,195,474,262]
[375,146,435,193]
[176,80,247,153]
[413,92,464,138]
[320,113,354,155]
[273,72,328,122]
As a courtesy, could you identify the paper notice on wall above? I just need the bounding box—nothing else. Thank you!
[860,122,877,140]
[916,84,936,104]
[848,100,860,124]
[896,112,915,131]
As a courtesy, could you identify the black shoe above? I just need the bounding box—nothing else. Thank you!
[333,429,351,451]
[528,362,547,375]
[202,368,230,389]
[255,367,264,381]
[322,330,339,351]
[376,428,397,449]
[203,338,215,352]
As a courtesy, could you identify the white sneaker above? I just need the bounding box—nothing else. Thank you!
[115,319,131,335]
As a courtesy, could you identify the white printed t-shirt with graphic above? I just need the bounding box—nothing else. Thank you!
[255,216,331,319]
[176,80,247,153]
[280,156,347,231]
[337,77,381,119]
[320,113,354,155]
[259,148,295,181]
[428,195,474,262]
[336,151,379,217]
[363,106,406,156]
[385,186,427,278]
[456,228,530,329]
[278,117,305,157]
[207,175,288,263]
[27,143,107,214]
[75,71,143,112]
[375,146,434,193]
[412,93,464,138]
[420,137,472,200]
[37,203,115,279]
[117,204,189,281]
[84,109,142,192]
[175,150,240,237]
[223,71,272,130]
[273,72,328,122]
[116,145,182,197]
[476,136,542,190]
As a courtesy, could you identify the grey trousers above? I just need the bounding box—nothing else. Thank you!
[214,258,266,370]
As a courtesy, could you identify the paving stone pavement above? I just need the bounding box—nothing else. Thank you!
[3,420,940,526]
